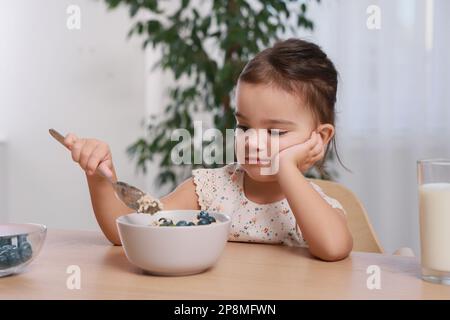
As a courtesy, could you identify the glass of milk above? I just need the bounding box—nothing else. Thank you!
[418,159,450,285]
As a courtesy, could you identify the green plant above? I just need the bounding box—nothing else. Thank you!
[104,0,331,189]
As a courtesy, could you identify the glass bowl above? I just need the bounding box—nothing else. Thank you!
[0,223,47,277]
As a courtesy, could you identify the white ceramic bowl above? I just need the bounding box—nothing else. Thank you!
[116,210,231,276]
[0,223,47,277]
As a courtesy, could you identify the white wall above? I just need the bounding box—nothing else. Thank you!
[0,140,6,223]
[0,0,149,230]
[142,46,173,198]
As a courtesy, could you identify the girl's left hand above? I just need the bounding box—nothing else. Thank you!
[272,131,325,174]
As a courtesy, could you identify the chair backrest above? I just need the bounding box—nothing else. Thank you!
[309,179,383,253]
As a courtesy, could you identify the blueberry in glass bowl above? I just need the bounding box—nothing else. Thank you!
[0,224,47,278]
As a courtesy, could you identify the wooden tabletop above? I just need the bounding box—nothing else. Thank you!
[0,229,449,299]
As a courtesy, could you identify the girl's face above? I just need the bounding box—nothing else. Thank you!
[234,81,317,182]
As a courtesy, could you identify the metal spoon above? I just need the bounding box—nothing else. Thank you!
[49,128,162,214]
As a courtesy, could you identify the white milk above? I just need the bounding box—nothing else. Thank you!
[419,183,450,272]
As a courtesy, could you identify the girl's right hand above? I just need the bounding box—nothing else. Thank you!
[273,131,324,175]
[63,133,114,180]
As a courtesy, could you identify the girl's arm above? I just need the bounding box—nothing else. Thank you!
[275,132,353,261]
[87,173,199,245]
[64,133,199,245]
[86,165,133,245]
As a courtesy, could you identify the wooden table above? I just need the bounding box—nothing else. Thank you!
[0,229,449,299]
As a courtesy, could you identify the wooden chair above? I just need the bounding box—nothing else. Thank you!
[309,179,384,253]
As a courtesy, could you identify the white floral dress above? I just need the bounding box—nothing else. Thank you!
[192,162,345,247]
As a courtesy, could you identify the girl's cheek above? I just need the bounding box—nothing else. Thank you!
[270,133,308,154]
[278,141,294,153]
[234,133,246,161]
[268,137,290,155]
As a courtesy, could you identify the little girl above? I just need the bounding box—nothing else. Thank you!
[63,39,353,261]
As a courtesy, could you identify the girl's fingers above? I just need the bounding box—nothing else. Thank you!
[305,132,315,148]
[85,144,104,175]
[86,144,109,175]
[64,133,78,150]
[308,132,319,150]
[98,162,114,180]
[311,141,326,163]
[310,136,323,157]
[79,141,99,170]
[309,150,324,166]
[299,163,309,173]
[71,139,86,163]
[302,134,324,170]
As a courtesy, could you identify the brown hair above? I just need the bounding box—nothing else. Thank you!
[238,38,347,175]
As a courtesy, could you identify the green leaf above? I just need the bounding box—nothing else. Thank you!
[105,0,121,9]
[129,3,139,17]
[143,0,158,12]
[301,3,307,13]
[147,20,161,33]
[181,0,190,9]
